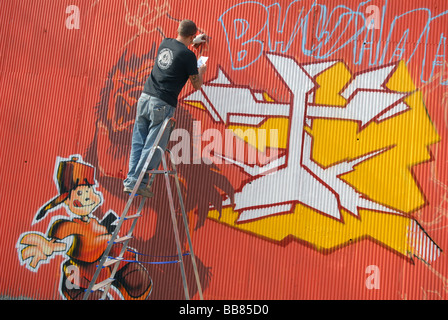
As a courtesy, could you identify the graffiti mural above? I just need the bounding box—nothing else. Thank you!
[218,0,448,85]
[17,155,153,299]
[2,0,448,300]
[184,54,441,264]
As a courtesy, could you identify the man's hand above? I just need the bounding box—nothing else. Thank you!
[198,64,207,75]
[193,34,208,48]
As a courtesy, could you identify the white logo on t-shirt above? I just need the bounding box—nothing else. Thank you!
[157,48,173,70]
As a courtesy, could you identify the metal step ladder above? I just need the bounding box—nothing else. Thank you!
[82,117,203,300]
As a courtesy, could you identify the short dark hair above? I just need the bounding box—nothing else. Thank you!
[177,19,198,37]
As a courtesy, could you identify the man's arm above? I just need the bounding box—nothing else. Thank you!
[189,74,203,90]
[189,64,207,90]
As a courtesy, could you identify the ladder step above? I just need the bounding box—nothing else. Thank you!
[120,214,141,220]
[91,278,115,292]
[113,235,133,243]
[103,257,123,267]
[148,170,176,175]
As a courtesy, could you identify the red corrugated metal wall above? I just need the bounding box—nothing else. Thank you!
[2,0,448,300]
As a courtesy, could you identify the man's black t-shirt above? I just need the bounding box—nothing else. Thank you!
[143,38,198,107]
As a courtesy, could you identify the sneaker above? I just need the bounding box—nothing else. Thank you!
[123,186,154,198]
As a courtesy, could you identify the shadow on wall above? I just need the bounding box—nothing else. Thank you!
[84,49,235,299]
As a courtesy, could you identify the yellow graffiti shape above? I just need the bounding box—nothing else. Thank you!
[210,60,441,263]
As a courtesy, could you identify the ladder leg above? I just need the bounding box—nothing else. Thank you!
[99,197,147,300]
[167,149,204,300]
[84,118,191,300]
[159,147,190,300]
[83,118,174,300]
[82,196,146,300]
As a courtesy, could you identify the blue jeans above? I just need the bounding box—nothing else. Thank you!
[123,93,176,189]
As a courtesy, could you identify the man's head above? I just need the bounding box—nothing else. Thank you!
[177,19,198,45]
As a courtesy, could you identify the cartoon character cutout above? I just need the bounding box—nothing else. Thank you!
[17,155,152,300]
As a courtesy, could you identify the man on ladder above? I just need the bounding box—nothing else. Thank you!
[81,18,209,301]
[123,19,208,197]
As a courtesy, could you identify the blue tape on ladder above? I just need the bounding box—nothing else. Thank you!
[95,250,191,268]
[126,248,190,259]
[106,256,181,265]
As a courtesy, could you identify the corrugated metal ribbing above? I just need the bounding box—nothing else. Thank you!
[1,0,448,301]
